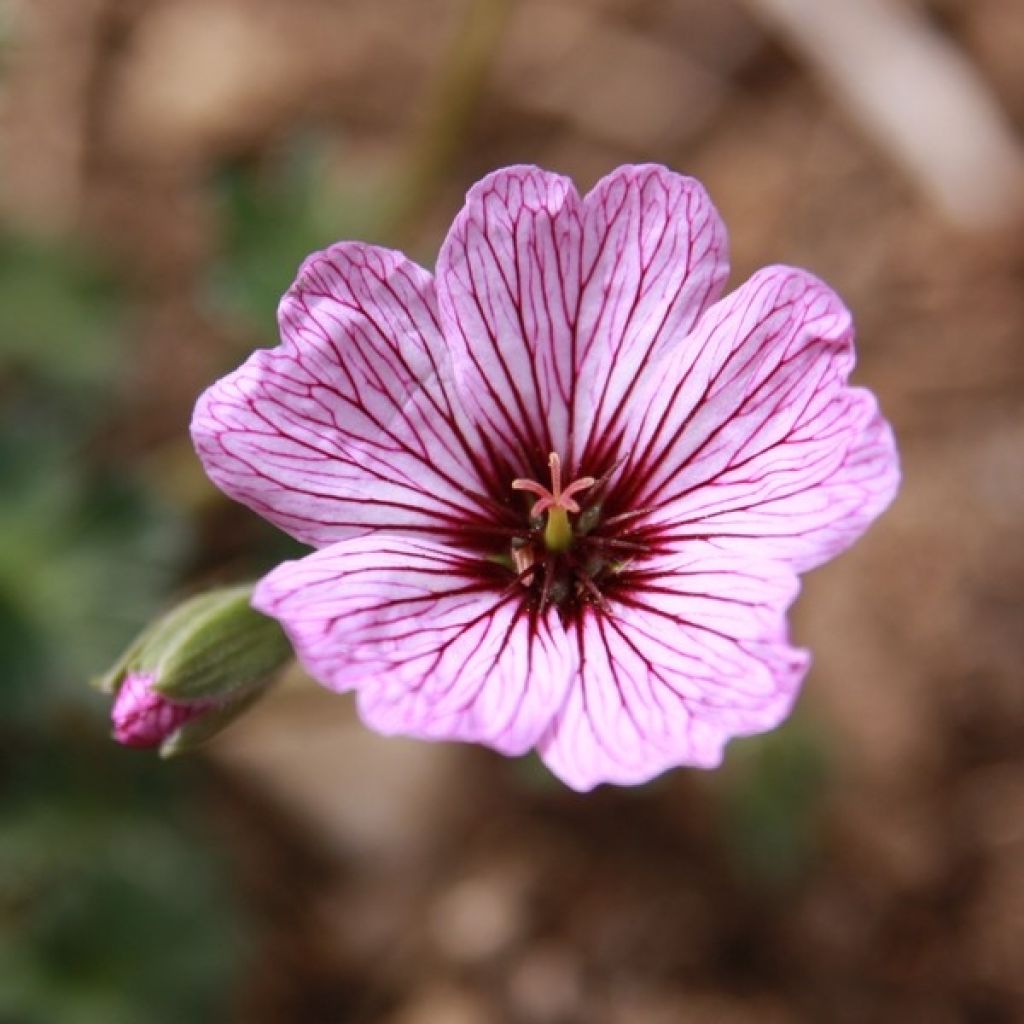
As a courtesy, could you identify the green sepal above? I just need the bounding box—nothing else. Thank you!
[148,588,292,702]
[91,591,227,695]
[159,683,270,758]
[94,585,293,702]
[93,629,150,695]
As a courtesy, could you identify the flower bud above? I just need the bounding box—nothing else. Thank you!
[111,673,214,748]
[98,585,292,756]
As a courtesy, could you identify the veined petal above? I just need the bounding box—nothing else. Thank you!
[435,164,727,479]
[615,266,899,571]
[192,243,493,547]
[671,390,899,571]
[436,166,582,472]
[538,548,809,791]
[253,537,575,755]
[575,165,728,470]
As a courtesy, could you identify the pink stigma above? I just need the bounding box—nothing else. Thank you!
[512,453,595,518]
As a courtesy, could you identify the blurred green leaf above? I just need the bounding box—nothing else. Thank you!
[0,233,123,401]
[206,135,389,333]
[0,739,246,1024]
[0,434,189,718]
[0,224,244,1020]
[713,716,833,888]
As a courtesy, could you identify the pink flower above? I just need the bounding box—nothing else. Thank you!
[192,165,899,790]
[111,673,214,748]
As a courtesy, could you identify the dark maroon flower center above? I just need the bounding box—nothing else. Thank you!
[499,452,648,616]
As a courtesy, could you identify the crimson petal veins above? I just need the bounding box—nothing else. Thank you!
[191,164,899,791]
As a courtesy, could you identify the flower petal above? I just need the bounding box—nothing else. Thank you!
[111,673,211,749]
[680,390,899,570]
[537,548,809,791]
[435,164,727,478]
[614,266,899,571]
[575,165,728,470]
[192,243,493,547]
[253,537,574,755]
[436,165,582,472]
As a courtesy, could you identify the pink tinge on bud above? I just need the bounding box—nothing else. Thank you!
[111,673,210,748]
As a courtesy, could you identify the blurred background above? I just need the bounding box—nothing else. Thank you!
[2,0,1023,1021]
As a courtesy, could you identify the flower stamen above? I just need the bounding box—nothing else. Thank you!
[564,551,610,611]
[512,453,595,553]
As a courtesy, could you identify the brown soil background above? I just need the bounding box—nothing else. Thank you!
[4,1,1024,1021]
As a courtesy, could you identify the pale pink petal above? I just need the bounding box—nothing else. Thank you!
[436,166,582,471]
[575,165,728,470]
[614,266,899,572]
[253,537,575,755]
[435,165,727,478]
[681,390,899,569]
[537,548,809,791]
[192,243,494,547]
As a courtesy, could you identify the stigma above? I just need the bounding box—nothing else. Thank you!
[512,453,595,553]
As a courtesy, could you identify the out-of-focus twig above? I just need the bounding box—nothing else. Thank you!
[387,0,514,244]
[742,0,1024,231]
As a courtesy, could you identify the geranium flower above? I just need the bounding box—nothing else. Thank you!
[192,165,899,790]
